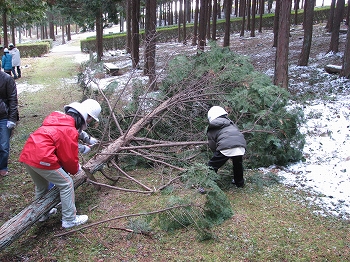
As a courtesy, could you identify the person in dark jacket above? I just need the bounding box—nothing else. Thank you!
[207,106,247,187]
[0,70,18,177]
[2,48,13,76]
[19,102,90,228]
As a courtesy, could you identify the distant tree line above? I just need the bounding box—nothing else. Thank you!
[1,1,350,86]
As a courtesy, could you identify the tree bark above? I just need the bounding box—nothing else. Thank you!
[341,4,350,78]
[192,0,199,46]
[126,1,132,53]
[131,0,140,68]
[298,0,315,66]
[240,0,246,37]
[223,0,233,47]
[274,0,292,89]
[325,0,336,32]
[198,0,208,50]
[96,8,103,62]
[251,0,256,37]
[273,0,281,47]
[144,0,157,89]
[212,0,218,40]
[328,0,345,53]
[259,0,264,33]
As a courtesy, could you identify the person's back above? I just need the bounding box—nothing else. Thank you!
[8,44,21,78]
[2,48,12,74]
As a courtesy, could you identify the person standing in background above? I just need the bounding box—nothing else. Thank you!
[0,70,18,177]
[2,48,13,76]
[8,43,21,79]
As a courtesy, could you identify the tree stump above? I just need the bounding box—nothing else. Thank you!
[324,64,342,74]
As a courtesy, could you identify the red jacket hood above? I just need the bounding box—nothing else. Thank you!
[42,111,76,127]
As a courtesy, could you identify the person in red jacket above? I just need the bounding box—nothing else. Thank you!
[19,102,89,228]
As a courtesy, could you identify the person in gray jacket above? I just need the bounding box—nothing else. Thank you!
[8,43,21,79]
[206,106,246,187]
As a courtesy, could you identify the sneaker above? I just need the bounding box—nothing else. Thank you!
[0,170,8,177]
[62,215,88,229]
[39,208,57,222]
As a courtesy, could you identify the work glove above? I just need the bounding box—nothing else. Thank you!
[7,121,16,129]
[88,137,98,145]
[81,145,91,154]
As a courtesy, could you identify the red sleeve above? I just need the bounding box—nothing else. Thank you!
[56,127,79,174]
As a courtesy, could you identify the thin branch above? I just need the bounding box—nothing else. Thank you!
[110,160,153,191]
[119,141,207,150]
[54,204,193,237]
[129,149,185,171]
[87,179,153,194]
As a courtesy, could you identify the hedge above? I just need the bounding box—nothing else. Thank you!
[80,6,331,53]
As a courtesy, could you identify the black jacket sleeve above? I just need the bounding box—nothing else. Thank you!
[0,72,18,123]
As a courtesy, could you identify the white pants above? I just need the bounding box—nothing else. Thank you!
[24,164,77,222]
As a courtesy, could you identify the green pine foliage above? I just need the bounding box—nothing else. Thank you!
[158,43,305,168]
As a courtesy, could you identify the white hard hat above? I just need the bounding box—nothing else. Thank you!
[207,106,228,122]
[3,48,9,52]
[81,99,101,122]
[64,102,88,129]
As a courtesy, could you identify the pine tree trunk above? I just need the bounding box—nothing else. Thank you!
[298,0,315,66]
[212,0,218,40]
[274,0,292,89]
[328,0,345,53]
[198,0,208,50]
[192,0,199,46]
[223,0,233,47]
[96,9,103,62]
[251,0,256,37]
[325,0,336,32]
[341,14,350,78]
[273,0,280,48]
[131,0,140,68]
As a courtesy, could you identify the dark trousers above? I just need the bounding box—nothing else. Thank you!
[12,66,21,78]
[208,151,244,186]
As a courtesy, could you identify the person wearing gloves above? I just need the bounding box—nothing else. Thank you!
[207,106,247,188]
[19,103,89,228]
[8,43,21,79]
[64,99,101,155]
[2,48,13,76]
[0,70,18,177]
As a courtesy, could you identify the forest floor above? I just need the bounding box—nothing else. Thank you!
[1,22,350,261]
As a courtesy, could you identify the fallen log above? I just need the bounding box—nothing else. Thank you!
[0,170,87,251]
[324,64,342,74]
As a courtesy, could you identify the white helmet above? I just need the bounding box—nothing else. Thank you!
[3,48,9,52]
[64,102,88,129]
[81,99,101,122]
[207,106,228,122]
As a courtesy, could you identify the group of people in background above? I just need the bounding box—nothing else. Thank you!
[1,43,21,79]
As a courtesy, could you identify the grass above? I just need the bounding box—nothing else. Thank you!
[1,40,350,261]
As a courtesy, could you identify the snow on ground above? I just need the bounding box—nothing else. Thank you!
[263,94,350,219]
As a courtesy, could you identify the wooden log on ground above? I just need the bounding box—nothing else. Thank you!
[0,170,87,251]
[324,64,342,74]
